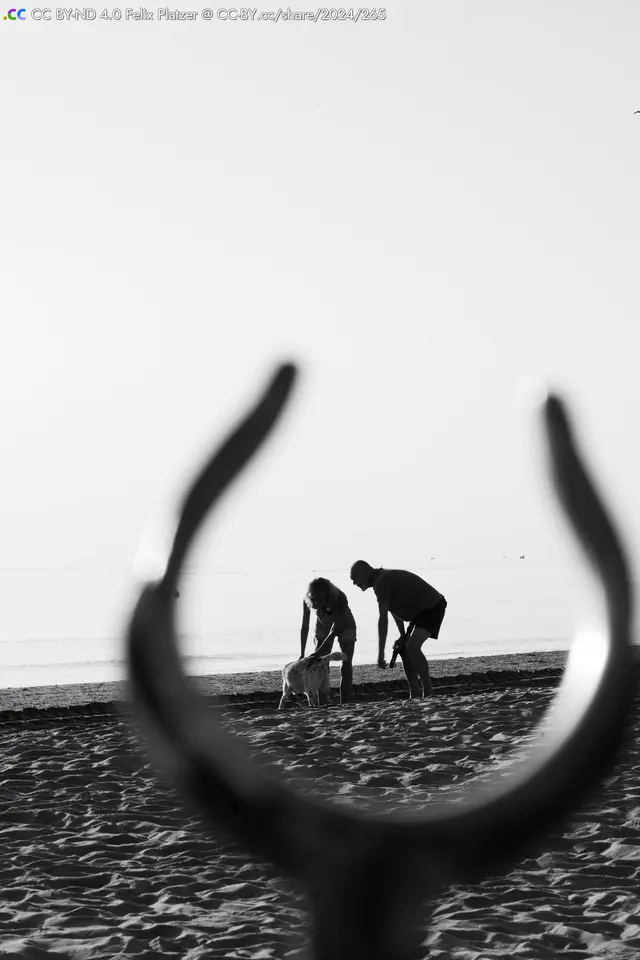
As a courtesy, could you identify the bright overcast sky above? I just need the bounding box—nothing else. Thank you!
[1,1,639,586]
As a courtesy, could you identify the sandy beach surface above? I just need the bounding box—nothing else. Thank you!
[2,651,640,959]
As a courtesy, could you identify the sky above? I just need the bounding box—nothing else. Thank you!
[1,1,640,608]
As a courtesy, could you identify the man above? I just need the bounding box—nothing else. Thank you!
[349,560,447,701]
[300,577,357,704]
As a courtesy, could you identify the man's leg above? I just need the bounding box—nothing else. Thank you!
[399,627,422,699]
[337,639,355,704]
[405,627,432,696]
[316,634,334,706]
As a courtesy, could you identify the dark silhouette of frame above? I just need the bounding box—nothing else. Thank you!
[125,363,635,960]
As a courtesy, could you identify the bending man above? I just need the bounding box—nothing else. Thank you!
[300,577,357,704]
[349,561,447,700]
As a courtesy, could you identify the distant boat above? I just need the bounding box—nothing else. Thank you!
[520,555,525,559]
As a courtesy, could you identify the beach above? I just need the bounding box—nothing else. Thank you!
[2,650,640,959]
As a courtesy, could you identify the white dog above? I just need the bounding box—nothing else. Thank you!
[278,652,347,708]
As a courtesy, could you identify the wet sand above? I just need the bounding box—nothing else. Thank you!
[2,651,640,958]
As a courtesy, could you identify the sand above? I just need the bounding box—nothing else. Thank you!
[2,651,640,959]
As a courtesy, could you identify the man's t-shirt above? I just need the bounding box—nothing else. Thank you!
[314,588,357,642]
[373,569,443,622]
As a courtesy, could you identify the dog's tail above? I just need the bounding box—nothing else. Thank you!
[320,652,347,663]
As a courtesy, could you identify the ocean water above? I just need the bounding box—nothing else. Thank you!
[0,561,629,690]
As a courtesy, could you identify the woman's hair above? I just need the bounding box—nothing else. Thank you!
[305,577,334,610]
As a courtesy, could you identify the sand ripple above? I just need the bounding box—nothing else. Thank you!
[2,684,640,957]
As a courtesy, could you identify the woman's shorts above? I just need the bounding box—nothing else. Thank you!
[409,597,447,639]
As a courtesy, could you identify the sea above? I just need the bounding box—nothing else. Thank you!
[0,560,633,690]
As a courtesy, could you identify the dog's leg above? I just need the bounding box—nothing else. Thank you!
[321,674,332,707]
[278,684,292,709]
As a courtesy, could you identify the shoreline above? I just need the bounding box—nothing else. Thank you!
[4,645,639,721]
[0,649,572,719]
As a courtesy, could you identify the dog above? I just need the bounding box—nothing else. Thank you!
[278,651,347,708]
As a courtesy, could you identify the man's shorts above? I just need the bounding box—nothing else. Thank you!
[409,597,447,639]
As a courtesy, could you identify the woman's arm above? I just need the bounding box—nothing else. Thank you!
[300,602,311,658]
[377,600,389,666]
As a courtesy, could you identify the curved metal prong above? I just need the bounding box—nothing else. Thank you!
[125,365,635,960]
[418,393,634,870]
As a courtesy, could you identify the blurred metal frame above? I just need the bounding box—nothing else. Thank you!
[125,363,635,960]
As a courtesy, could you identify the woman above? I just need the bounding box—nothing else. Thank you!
[300,577,357,704]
